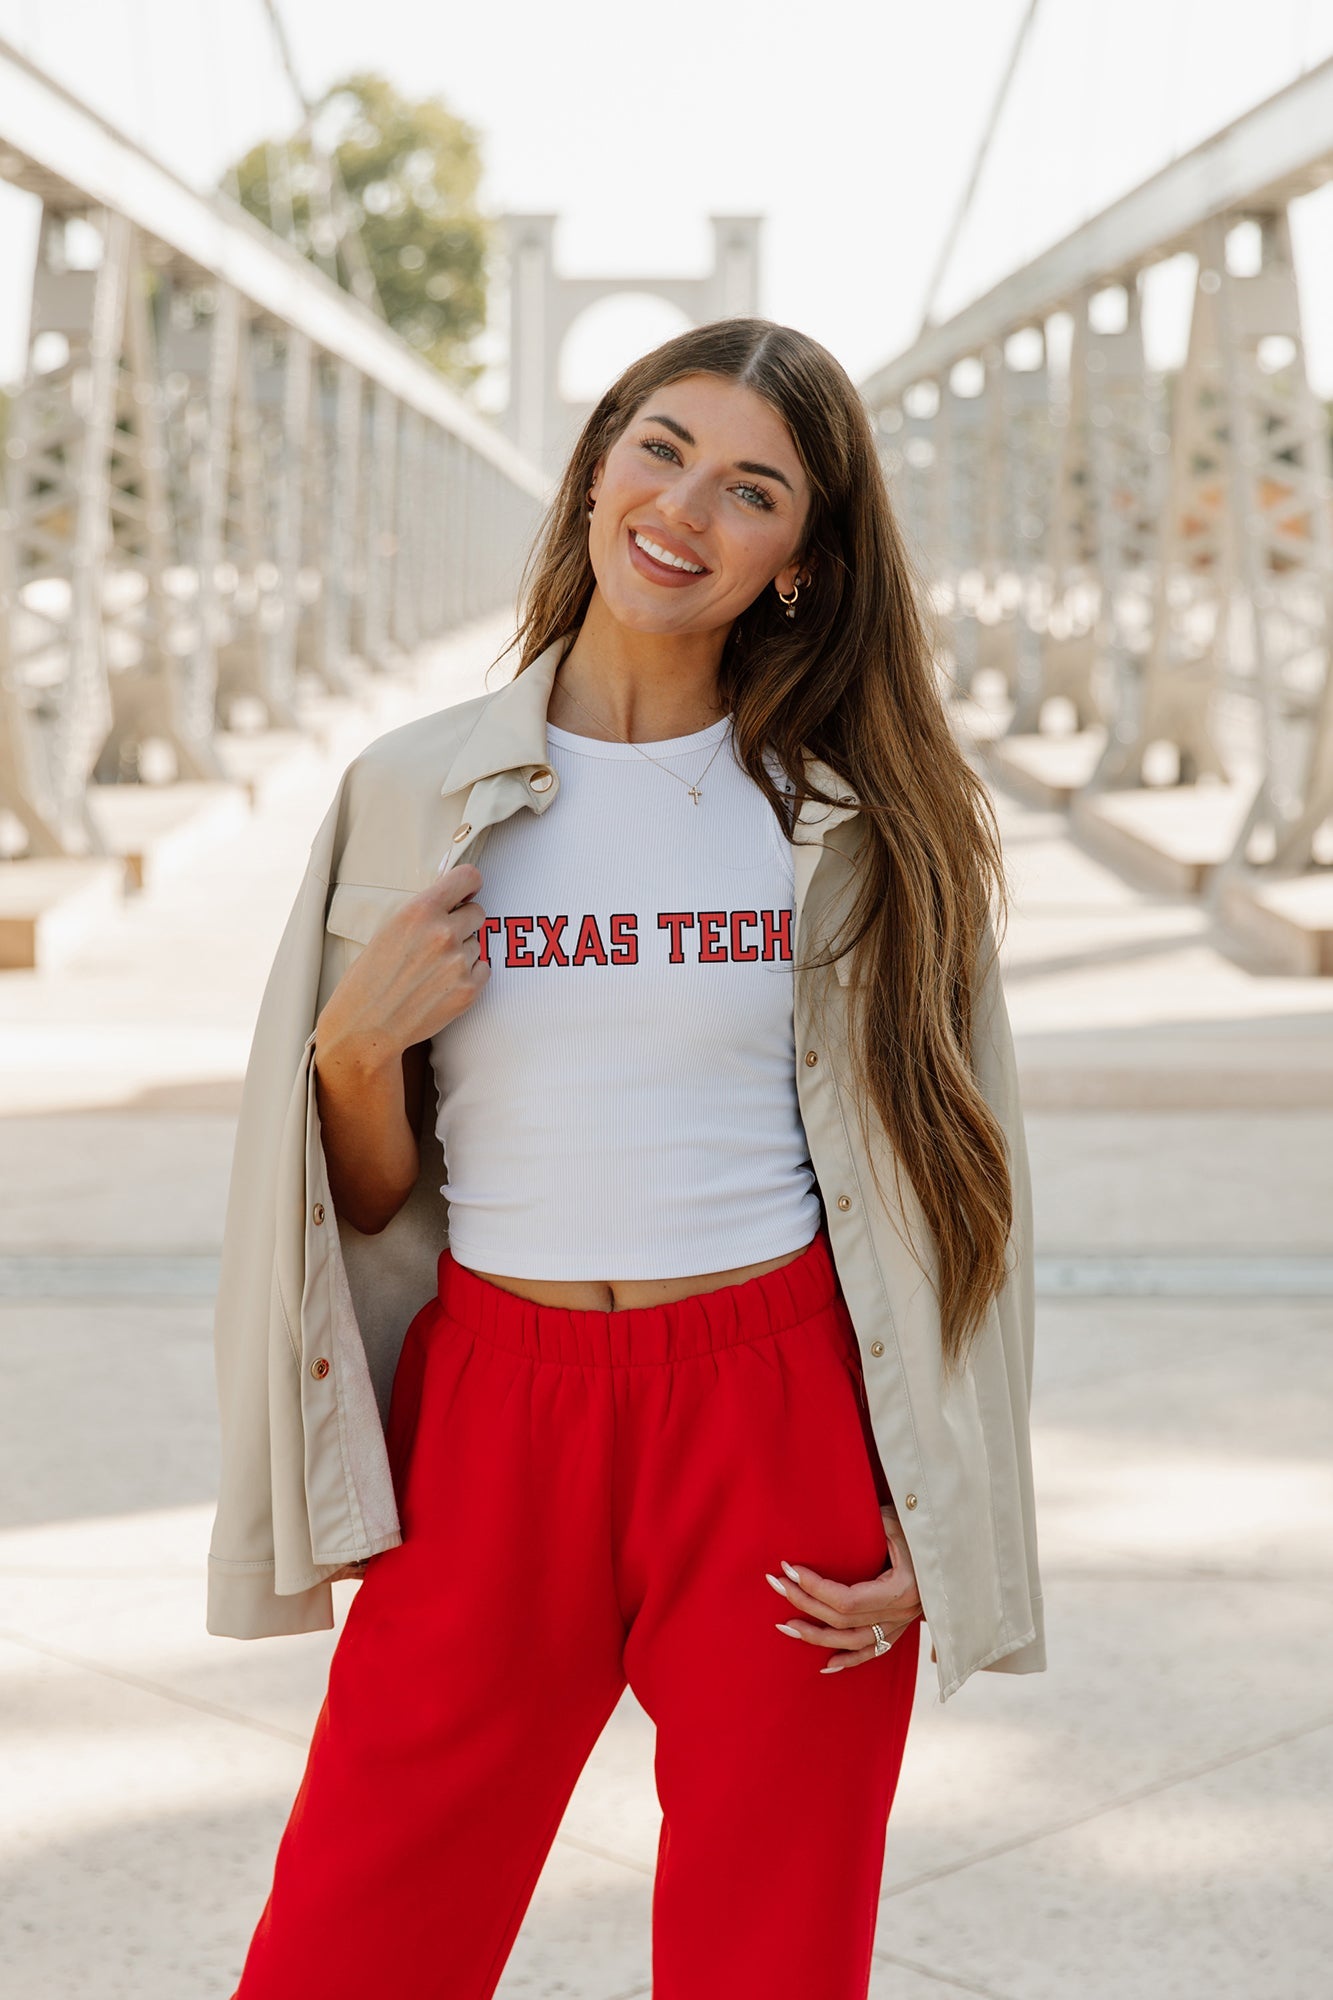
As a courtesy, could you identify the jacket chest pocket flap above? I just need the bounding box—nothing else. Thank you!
[322,881,421,998]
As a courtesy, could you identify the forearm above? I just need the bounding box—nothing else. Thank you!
[312,1030,420,1235]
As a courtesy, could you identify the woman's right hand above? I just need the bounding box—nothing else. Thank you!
[315,861,490,1068]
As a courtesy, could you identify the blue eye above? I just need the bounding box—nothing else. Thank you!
[637,436,776,511]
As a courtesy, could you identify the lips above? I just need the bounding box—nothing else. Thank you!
[632,524,704,572]
[625,527,711,589]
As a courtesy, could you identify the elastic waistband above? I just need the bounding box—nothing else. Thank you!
[434,1227,840,1366]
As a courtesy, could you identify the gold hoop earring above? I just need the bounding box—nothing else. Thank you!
[586,488,596,521]
[776,578,800,618]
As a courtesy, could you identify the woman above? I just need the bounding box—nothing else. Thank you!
[217,317,1044,2000]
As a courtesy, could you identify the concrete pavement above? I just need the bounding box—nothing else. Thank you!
[1,613,1329,1997]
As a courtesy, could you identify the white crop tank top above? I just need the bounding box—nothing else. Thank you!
[428,714,823,1279]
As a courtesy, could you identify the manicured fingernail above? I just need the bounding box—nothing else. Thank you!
[780,1560,801,1583]
[765,1572,789,1597]
[775,1621,803,1638]
[820,1660,843,1674]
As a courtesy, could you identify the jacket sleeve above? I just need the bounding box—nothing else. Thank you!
[972,911,1036,1404]
[206,782,347,1638]
[970,909,1045,1675]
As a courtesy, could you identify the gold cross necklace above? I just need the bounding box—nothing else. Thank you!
[553,676,732,806]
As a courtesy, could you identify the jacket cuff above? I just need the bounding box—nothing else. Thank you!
[982,1625,1047,1675]
[206,1558,335,1640]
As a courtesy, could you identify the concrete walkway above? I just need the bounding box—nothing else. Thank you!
[1,614,1329,1998]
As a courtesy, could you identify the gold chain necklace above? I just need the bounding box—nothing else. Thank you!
[553,677,732,805]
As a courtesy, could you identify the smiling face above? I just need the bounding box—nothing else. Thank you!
[584,372,814,637]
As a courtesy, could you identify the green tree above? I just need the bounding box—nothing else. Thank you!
[224,71,490,391]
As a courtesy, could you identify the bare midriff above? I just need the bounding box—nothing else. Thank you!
[467,1237,816,1312]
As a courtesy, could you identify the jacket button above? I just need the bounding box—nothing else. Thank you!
[310,1357,330,1380]
[904,1492,918,1509]
[836,1194,852,1211]
[528,767,554,793]
[870,1340,885,1357]
[451,822,472,842]
[804,1050,819,1067]
[312,1202,325,1225]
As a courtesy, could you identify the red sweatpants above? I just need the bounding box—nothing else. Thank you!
[232,1226,921,1999]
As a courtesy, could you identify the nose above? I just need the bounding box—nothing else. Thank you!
[656,468,710,533]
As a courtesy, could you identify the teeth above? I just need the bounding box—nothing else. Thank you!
[634,530,703,574]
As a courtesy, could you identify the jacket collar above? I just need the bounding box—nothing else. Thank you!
[438,631,861,841]
[438,636,570,799]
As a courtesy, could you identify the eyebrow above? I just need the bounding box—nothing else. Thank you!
[639,411,794,494]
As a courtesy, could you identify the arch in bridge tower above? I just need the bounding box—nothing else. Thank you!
[498,214,762,478]
[557,292,696,404]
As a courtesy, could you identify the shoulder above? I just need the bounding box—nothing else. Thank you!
[308,678,511,885]
[345,681,503,798]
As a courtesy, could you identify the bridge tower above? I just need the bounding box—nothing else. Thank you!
[497,214,762,477]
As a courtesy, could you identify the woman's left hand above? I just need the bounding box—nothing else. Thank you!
[766,1504,924,1673]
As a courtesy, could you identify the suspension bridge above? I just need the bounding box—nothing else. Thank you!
[1,13,1332,969]
[0,13,1330,1994]
[865,41,1333,971]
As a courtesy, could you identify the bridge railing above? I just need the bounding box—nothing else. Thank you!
[860,57,1333,898]
[0,37,549,863]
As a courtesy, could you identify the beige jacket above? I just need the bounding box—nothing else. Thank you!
[206,634,1045,1703]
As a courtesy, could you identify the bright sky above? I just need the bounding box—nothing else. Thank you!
[2,0,1333,401]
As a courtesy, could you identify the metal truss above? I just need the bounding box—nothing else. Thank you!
[0,38,548,859]
[936,380,988,695]
[1209,209,1333,872]
[1071,280,1166,780]
[862,54,1333,882]
[982,332,1057,734]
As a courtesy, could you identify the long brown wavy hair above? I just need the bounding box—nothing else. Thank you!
[492,317,1012,1374]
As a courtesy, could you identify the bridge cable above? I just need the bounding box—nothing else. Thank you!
[256,0,386,317]
[915,0,1043,339]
